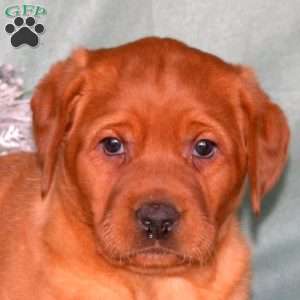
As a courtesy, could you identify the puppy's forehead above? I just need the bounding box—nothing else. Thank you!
[83,38,240,125]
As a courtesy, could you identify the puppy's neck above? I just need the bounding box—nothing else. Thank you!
[41,188,93,253]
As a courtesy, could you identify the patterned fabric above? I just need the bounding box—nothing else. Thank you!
[0,65,34,155]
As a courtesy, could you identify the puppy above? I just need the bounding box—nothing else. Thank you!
[0,37,289,299]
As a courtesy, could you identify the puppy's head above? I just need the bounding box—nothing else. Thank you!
[31,38,289,274]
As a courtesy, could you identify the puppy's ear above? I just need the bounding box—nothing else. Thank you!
[239,67,290,214]
[31,49,89,197]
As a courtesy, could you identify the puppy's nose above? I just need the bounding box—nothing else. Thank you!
[136,202,179,240]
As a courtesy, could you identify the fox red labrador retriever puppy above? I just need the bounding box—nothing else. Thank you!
[0,37,289,299]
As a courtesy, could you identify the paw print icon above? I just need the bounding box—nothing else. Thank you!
[5,16,44,47]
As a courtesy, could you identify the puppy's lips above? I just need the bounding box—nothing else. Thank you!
[130,246,172,257]
[127,246,184,268]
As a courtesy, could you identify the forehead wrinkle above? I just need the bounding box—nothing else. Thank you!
[90,111,144,134]
[80,107,150,154]
[179,104,244,150]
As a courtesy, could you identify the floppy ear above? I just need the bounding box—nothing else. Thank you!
[31,49,88,197]
[239,67,290,214]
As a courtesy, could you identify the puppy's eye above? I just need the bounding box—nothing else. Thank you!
[100,137,125,156]
[193,139,216,158]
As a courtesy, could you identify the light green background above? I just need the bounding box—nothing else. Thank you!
[0,1,299,299]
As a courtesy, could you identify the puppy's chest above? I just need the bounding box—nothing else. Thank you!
[45,272,201,300]
[143,277,199,300]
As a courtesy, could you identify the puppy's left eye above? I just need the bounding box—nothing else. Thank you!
[192,139,216,158]
[100,137,125,156]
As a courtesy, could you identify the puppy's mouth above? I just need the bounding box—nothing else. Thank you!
[99,237,214,275]
[128,245,177,258]
[122,245,195,272]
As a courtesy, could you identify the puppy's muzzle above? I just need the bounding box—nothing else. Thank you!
[135,202,180,240]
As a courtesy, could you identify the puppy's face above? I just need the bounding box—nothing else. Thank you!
[31,38,289,274]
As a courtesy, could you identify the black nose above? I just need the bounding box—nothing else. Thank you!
[136,202,179,240]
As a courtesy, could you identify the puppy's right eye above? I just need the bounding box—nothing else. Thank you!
[100,137,125,156]
[192,139,216,159]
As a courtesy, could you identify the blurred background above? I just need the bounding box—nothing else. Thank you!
[0,1,299,299]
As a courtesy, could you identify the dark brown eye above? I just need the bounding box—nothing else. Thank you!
[193,139,216,158]
[100,137,125,156]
